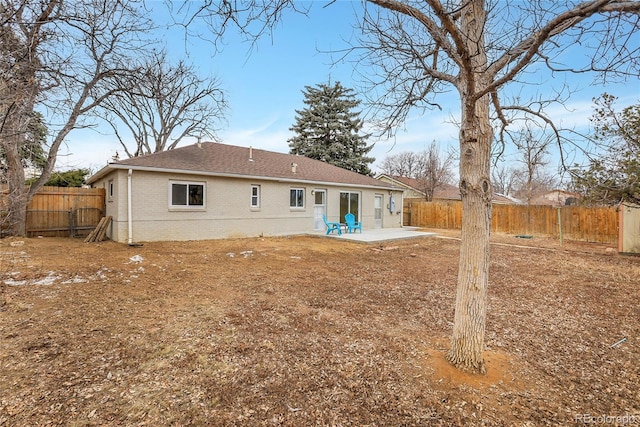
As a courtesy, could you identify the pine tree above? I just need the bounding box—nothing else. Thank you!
[288,82,374,176]
[571,94,640,206]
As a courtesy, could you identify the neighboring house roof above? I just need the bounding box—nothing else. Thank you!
[493,193,523,204]
[376,175,426,197]
[378,174,460,199]
[88,142,394,189]
[530,189,581,206]
[376,174,519,204]
[434,183,463,200]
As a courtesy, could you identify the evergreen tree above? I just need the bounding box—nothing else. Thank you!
[0,111,47,182]
[571,94,640,206]
[27,168,91,188]
[288,82,374,176]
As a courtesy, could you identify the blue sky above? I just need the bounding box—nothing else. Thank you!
[56,2,639,177]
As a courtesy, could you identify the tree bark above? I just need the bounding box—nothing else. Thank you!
[446,107,492,374]
[446,0,493,374]
[1,127,29,237]
[1,83,36,237]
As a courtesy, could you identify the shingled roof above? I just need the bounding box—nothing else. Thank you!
[379,175,519,204]
[88,142,392,189]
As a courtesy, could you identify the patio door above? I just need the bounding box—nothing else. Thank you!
[339,191,360,223]
[313,189,326,230]
[374,195,383,228]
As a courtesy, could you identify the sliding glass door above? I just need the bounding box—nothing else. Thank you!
[339,191,360,222]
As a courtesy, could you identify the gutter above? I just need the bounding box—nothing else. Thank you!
[127,169,133,245]
[98,163,397,191]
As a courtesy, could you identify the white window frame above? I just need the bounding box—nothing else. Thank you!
[108,179,114,201]
[169,180,206,210]
[251,185,261,208]
[289,187,305,209]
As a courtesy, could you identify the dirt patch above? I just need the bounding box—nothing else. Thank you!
[426,346,520,389]
[0,231,638,426]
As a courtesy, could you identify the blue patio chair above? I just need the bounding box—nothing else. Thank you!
[344,213,362,233]
[323,214,342,235]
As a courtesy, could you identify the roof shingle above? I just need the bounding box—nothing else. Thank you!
[89,142,391,188]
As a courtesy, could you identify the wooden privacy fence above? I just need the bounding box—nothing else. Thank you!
[404,199,619,244]
[0,186,105,238]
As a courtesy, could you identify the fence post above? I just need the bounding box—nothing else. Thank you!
[557,207,563,247]
[68,209,75,238]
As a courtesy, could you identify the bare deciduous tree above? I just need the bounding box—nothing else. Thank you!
[380,151,426,177]
[0,0,155,236]
[179,0,640,373]
[99,51,227,158]
[353,0,639,373]
[380,143,454,200]
[511,127,557,205]
[491,163,518,197]
[418,142,455,201]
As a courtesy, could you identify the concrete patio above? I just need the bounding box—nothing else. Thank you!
[315,227,437,243]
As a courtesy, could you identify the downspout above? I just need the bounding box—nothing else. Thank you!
[127,169,133,245]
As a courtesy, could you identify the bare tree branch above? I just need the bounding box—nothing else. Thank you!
[99,50,227,157]
[366,0,464,67]
[0,0,156,234]
[482,1,640,99]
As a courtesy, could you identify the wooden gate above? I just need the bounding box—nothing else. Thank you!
[1,186,105,237]
[619,203,640,253]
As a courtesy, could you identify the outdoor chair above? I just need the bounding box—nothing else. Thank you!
[344,213,362,233]
[323,214,342,235]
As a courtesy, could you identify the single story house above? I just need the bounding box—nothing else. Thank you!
[86,142,404,243]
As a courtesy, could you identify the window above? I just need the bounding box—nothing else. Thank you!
[251,185,260,208]
[290,188,304,208]
[170,181,205,208]
[108,179,114,200]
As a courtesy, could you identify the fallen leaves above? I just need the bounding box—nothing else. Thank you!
[0,233,638,426]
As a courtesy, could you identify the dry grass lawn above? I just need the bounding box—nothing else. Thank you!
[1,230,638,426]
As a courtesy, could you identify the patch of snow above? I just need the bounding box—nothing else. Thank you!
[4,271,60,286]
[0,251,27,256]
[227,253,235,258]
[4,278,27,286]
[33,272,60,285]
[89,267,110,281]
[61,276,88,285]
[129,255,144,264]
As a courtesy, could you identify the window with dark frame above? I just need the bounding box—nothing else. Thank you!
[289,188,304,208]
[170,181,205,207]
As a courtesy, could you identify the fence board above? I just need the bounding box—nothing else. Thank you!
[0,186,105,237]
[403,198,619,244]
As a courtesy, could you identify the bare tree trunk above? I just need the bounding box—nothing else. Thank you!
[447,109,492,374]
[1,95,36,237]
[446,0,493,374]
[1,135,29,236]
